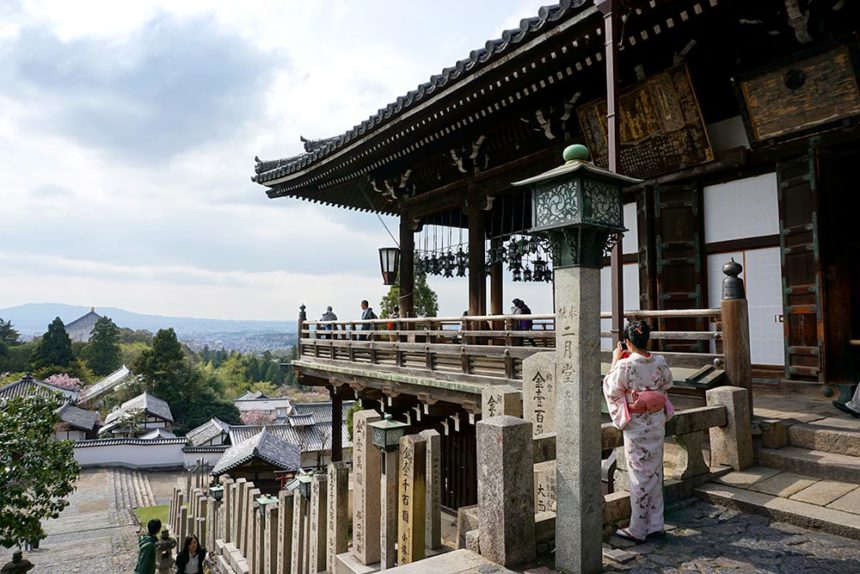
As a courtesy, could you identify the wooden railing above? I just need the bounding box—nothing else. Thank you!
[296,309,724,384]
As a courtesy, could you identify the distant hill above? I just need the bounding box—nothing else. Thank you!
[0,303,297,340]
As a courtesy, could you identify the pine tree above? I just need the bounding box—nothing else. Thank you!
[133,328,185,406]
[84,317,122,376]
[31,318,75,370]
[380,269,439,318]
[0,318,20,346]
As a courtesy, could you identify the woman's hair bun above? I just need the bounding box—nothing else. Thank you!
[624,320,651,348]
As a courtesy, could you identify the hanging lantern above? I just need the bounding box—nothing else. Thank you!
[523,267,533,282]
[512,268,522,282]
[443,251,454,278]
[378,247,400,286]
[456,248,468,277]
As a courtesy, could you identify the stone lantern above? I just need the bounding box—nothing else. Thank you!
[0,551,33,574]
[155,528,177,574]
[513,144,640,574]
[369,413,409,570]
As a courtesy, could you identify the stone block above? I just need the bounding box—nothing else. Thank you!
[750,472,818,497]
[419,429,442,551]
[309,472,329,573]
[714,467,781,488]
[673,431,710,480]
[351,410,382,565]
[245,487,261,560]
[455,505,478,550]
[334,551,379,574]
[327,462,350,573]
[522,352,556,436]
[481,385,523,418]
[265,504,279,574]
[464,530,480,554]
[533,460,556,514]
[759,418,792,449]
[707,386,753,471]
[477,415,535,567]
[291,490,307,574]
[398,434,427,565]
[826,485,860,513]
[277,490,294,574]
[791,480,859,506]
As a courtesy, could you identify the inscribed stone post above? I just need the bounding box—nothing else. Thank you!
[398,434,427,565]
[206,498,216,551]
[419,429,442,550]
[174,492,184,536]
[477,416,535,567]
[309,473,328,573]
[223,479,235,543]
[277,491,294,574]
[381,450,399,570]
[168,488,176,531]
[245,488,261,565]
[196,517,207,551]
[326,462,349,572]
[265,504,279,574]
[481,385,523,418]
[233,479,248,550]
[198,496,209,542]
[290,491,307,574]
[351,410,382,565]
[253,502,263,574]
[533,460,557,513]
[178,506,188,548]
[554,267,603,574]
[522,352,557,436]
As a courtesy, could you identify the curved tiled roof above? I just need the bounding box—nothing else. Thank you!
[212,429,301,476]
[0,375,79,403]
[74,437,188,448]
[252,0,589,185]
[186,417,231,446]
[59,404,100,431]
[105,392,173,424]
[183,444,230,454]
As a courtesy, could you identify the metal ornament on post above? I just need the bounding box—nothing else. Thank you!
[513,144,640,574]
[369,414,409,570]
[379,247,401,286]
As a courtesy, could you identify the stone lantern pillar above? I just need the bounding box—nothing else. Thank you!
[513,144,640,574]
[154,528,177,574]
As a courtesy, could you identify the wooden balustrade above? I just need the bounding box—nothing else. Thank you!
[296,309,725,385]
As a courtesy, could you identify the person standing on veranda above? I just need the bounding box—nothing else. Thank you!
[602,321,674,543]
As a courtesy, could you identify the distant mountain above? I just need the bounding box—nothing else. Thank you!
[0,303,297,339]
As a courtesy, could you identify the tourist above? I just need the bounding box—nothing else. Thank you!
[175,534,208,574]
[320,306,338,339]
[512,298,534,346]
[388,305,400,342]
[602,321,674,543]
[834,384,860,419]
[359,300,377,341]
[134,518,161,574]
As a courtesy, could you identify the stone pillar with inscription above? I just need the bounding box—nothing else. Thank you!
[308,473,328,573]
[277,490,294,574]
[265,503,279,574]
[351,410,382,565]
[178,506,188,548]
[197,495,209,544]
[233,479,248,551]
[381,449,399,570]
[512,143,637,574]
[522,352,557,436]
[291,491,307,574]
[419,429,442,550]
[327,462,350,572]
[398,434,427,565]
[222,478,235,543]
[533,460,557,513]
[245,487,261,566]
[481,385,523,419]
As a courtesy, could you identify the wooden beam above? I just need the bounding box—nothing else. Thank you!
[399,215,415,317]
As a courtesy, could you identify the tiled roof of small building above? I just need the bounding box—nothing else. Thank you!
[140,428,178,440]
[211,428,301,476]
[234,397,293,413]
[0,375,79,403]
[291,401,355,424]
[185,417,231,446]
[58,404,99,431]
[105,392,173,424]
[229,422,351,452]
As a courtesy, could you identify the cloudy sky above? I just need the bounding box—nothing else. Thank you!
[0,0,555,321]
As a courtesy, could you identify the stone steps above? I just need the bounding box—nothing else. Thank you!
[695,482,860,540]
[788,418,860,457]
[758,446,860,483]
[111,469,157,509]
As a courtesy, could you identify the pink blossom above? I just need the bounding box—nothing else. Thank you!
[240,411,275,426]
[45,373,83,391]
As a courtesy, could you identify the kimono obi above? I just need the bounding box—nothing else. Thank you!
[627,389,667,414]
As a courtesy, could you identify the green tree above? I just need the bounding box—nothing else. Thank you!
[379,269,439,318]
[31,318,75,371]
[133,328,185,407]
[0,393,80,549]
[84,317,122,376]
[345,400,363,442]
[0,318,20,347]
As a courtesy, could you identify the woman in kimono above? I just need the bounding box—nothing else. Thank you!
[603,320,674,543]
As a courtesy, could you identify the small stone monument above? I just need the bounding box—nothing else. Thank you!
[0,551,34,574]
[155,528,177,574]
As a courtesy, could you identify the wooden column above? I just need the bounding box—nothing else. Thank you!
[598,0,624,344]
[721,259,753,415]
[298,304,306,357]
[467,197,487,316]
[329,385,343,463]
[490,236,504,316]
[399,216,415,318]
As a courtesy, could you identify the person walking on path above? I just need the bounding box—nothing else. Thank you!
[602,321,674,543]
[175,534,207,574]
[134,519,161,574]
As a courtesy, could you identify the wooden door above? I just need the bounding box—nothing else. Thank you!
[777,153,825,382]
[636,188,657,311]
[654,183,707,352]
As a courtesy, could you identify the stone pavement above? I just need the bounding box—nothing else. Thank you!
[598,499,860,573]
[0,468,185,573]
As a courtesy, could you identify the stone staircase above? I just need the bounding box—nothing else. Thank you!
[111,468,157,510]
[695,412,860,539]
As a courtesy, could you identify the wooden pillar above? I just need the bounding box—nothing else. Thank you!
[490,236,504,316]
[400,216,415,318]
[467,198,487,316]
[329,386,343,463]
[721,259,753,415]
[298,304,306,357]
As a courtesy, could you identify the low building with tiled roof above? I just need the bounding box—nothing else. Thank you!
[99,392,174,438]
[0,374,79,403]
[185,417,231,447]
[55,404,100,441]
[234,392,293,415]
[211,428,301,494]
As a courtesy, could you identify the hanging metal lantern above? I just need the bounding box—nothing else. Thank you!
[456,248,468,277]
[512,268,522,282]
[523,267,533,282]
[379,247,400,286]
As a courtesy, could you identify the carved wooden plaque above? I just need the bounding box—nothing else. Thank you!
[577,65,713,179]
[738,42,860,143]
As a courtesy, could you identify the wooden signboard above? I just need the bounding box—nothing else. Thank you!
[577,65,713,179]
[737,40,860,145]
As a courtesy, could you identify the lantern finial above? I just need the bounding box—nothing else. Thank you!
[563,144,589,163]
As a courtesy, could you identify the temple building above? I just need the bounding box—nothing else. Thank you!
[252,0,860,512]
[64,307,102,343]
[99,391,174,438]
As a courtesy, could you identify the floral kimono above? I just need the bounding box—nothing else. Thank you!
[603,353,674,540]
